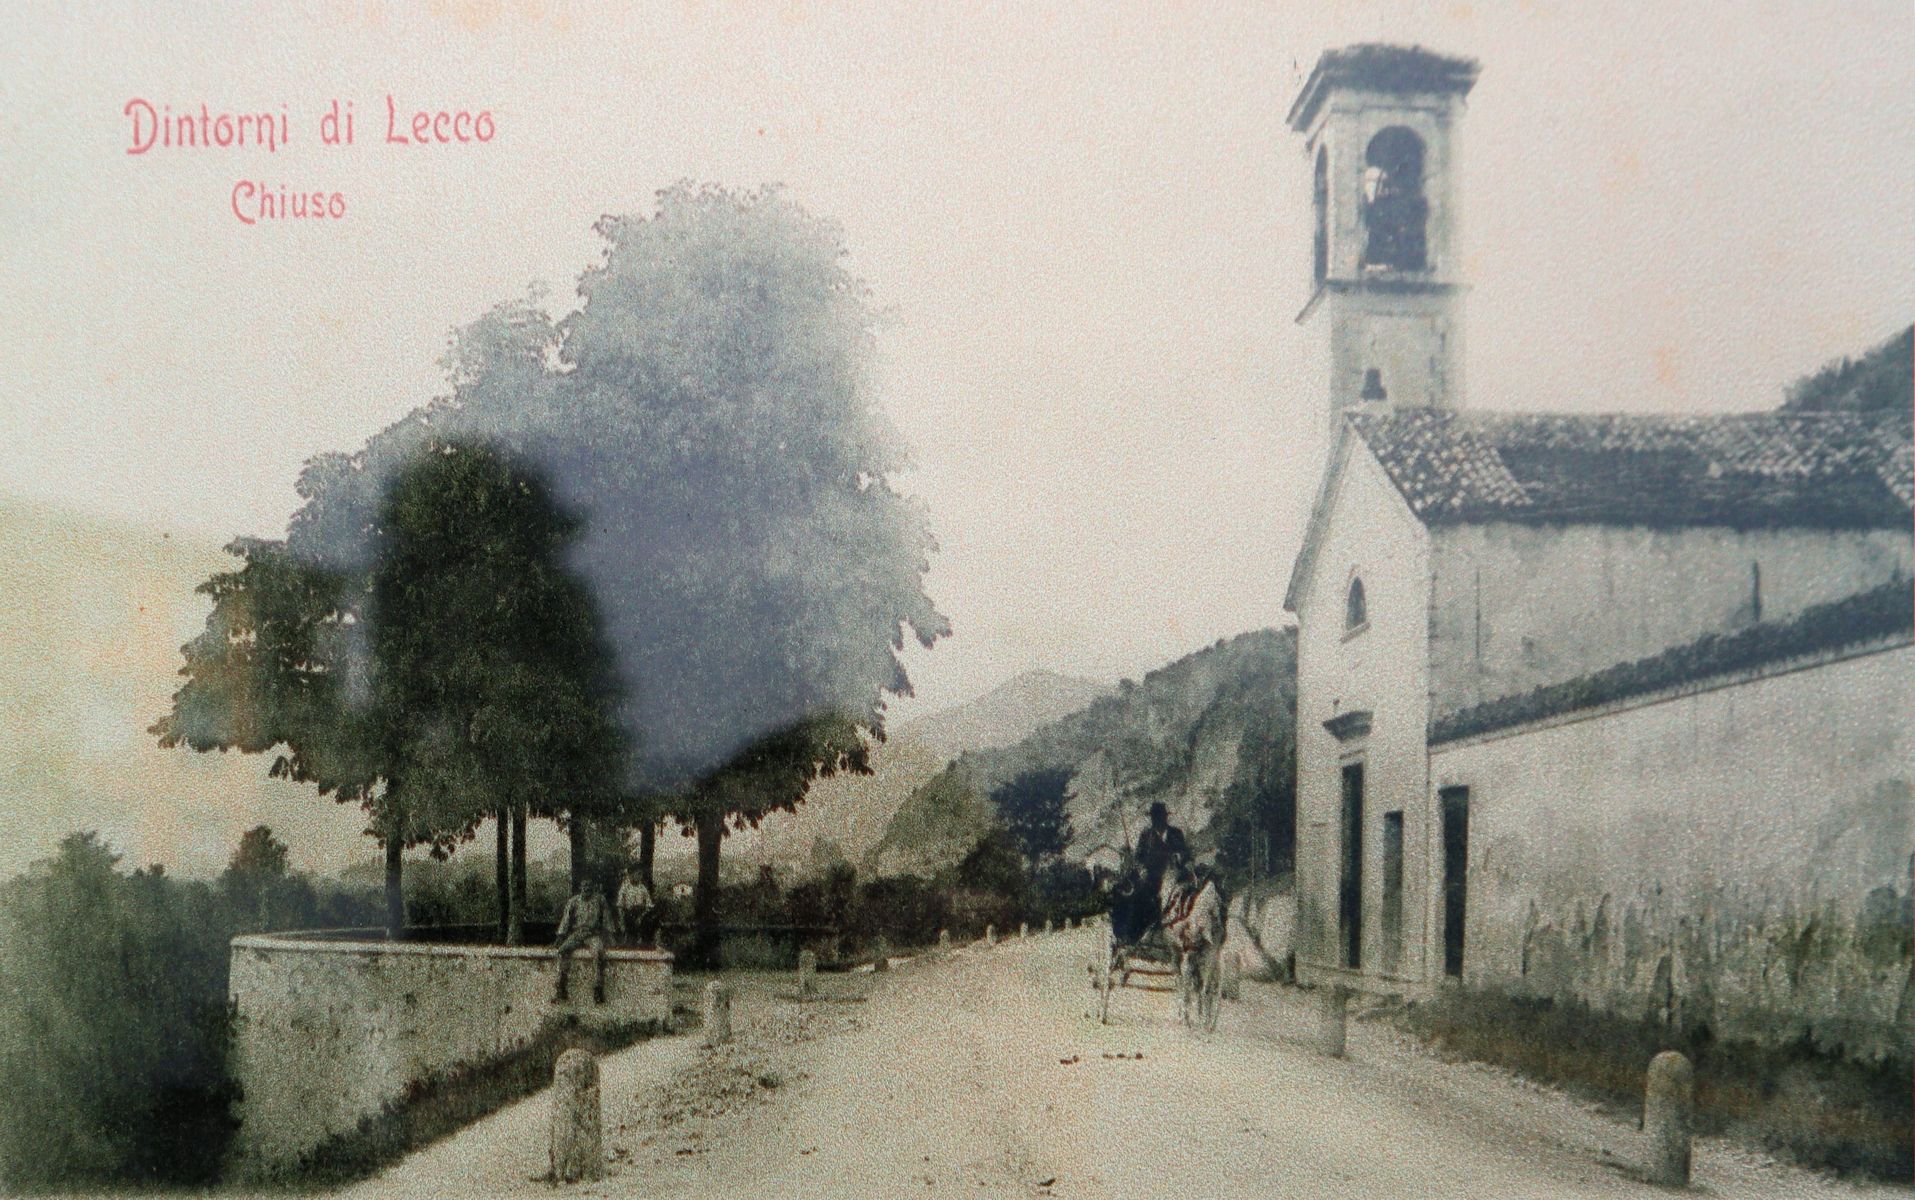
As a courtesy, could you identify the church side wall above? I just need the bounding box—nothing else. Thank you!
[1429,643,1914,1064]
[1428,522,1911,714]
[1294,442,1434,992]
[226,935,672,1179]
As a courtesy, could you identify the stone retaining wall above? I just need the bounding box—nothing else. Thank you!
[226,930,672,1179]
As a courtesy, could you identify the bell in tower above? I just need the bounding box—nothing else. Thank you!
[1289,45,1478,421]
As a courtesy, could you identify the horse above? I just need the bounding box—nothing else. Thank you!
[1159,868,1226,1032]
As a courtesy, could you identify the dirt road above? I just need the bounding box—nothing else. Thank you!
[351,927,1899,1199]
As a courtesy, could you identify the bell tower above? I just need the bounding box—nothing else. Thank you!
[1290,45,1479,421]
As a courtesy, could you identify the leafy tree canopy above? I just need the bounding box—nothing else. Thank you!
[158,184,945,944]
[224,825,289,882]
[282,183,947,819]
[368,441,628,839]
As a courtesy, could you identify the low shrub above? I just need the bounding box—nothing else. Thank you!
[1403,988,1912,1181]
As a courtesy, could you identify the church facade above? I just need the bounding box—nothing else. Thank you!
[1282,46,1914,1064]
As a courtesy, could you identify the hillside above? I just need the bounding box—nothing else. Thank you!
[867,628,1297,879]
[740,669,1111,874]
[1781,324,1913,414]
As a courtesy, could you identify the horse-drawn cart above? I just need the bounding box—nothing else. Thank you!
[1092,866,1226,1029]
[1097,933,1179,992]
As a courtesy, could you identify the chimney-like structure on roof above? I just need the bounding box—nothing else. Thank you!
[1290,44,1479,425]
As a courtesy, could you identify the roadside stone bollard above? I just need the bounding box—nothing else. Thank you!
[1644,1050,1695,1187]
[701,981,733,1047]
[984,924,996,946]
[1222,950,1243,1001]
[938,929,950,953]
[1317,985,1348,1059]
[1044,918,1054,935]
[872,937,890,973]
[549,1048,602,1183]
[797,949,817,998]
[1019,921,1029,939]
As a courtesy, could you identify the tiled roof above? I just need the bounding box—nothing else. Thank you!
[1348,408,1914,529]
[1429,582,1914,745]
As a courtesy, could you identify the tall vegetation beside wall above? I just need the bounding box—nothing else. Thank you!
[1404,988,1913,1181]
[0,830,379,1191]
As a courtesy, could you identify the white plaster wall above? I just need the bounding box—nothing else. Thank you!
[227,935,673,1178]
[1430,644,1914,1063]
[1429,522,1912,713]
[1293,439,1433,990]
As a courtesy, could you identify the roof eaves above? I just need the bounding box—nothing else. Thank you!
[1282,421,1354,614]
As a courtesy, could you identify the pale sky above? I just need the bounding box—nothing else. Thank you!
[4,0,1913,724]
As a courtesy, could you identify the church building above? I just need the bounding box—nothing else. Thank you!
[1282,45,1913,1063]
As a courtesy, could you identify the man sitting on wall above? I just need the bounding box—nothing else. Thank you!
[552,879,614,1004]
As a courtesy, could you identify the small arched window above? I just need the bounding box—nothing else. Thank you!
[1346,576,1368,631]
[1312,145,1329,284]
[1361,126,1429,272]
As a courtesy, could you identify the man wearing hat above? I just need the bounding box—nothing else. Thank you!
[1132,801,1189,900]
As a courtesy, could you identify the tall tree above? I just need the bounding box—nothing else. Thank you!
[162,184,946,953]
[220,825,291,930]
[154,439,630,940]
[553,184,949,961]
[224,825,290,881]
[152,537,404,929]
[675,713,870,963]
[990,766,1075,872]
[367,441,630,941]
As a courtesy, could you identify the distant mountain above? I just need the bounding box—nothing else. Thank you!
[898,669,1112,758]
[743,669,1111,875]
[0,497,369,881]
[742,733,949,872]
[867,628,1296,879]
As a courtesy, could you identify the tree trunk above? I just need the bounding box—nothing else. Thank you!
[692,810,725,968]
[637,819,656,892]
[384,835,405,940]
[496,806,510,943]
[509,801,528,945]
[569,815,587,896]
